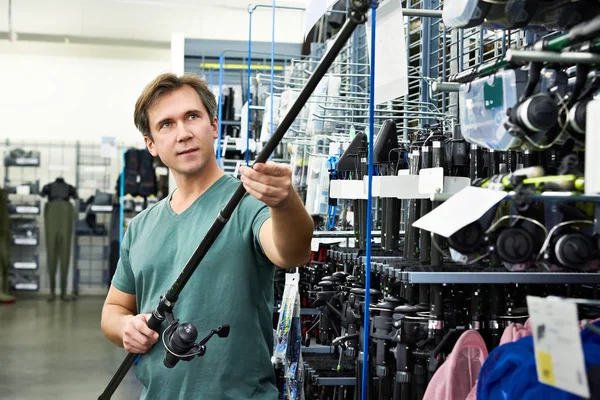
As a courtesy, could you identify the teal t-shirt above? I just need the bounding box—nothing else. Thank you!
[111,174,278,400]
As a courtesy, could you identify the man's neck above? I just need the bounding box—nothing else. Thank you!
[170,164,225,214]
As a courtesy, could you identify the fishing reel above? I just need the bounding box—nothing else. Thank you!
[504,63,567,150]
[487,219,546,265]
[447,205,546,266]
[162,314,230,369]
[560,69,600,145]
[542,224,599,270]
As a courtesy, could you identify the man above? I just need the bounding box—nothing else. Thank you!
[101,73,314,399]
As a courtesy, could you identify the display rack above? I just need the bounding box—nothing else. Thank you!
[281,3,600,400]
[3,142,42,292]
[73,141,115,296]
[0,140,82,295]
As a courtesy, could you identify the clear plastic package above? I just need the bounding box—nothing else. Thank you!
[459,69,527,151]
[442,0,490,28]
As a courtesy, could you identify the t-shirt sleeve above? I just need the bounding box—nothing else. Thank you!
[111,223,136,294]
[252,203,271,256]
[238,194,273,266]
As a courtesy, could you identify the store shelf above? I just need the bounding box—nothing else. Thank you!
[12,237,38,246]
[302,345,335,354]
[12,282,40,291]
[311,377,355,386]
[4,157,41,167]
[401,271,600,284]
[90,205,113,213]
[9,205,41,215]
[12,261,38,270]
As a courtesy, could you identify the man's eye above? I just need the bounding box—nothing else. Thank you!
[188,114,198,120]
[161,122,171,129]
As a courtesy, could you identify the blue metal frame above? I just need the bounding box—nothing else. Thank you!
[246,3,305,166]
[217,52,225,167]
[362,3,377,399]
[119,150,125,247]
[217,48,302,167]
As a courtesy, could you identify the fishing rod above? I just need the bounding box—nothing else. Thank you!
[98,1,374,398]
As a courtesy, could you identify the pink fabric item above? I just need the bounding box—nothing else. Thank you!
[499,319,532,345]
[466,384,477,400]
[423,330,488,400]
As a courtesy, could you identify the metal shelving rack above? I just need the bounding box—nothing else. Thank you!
[1,140,81,295]
[293,1,600,395]
[73,141,115,296]
[2,141,42,292]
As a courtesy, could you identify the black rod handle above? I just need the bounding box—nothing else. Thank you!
[98,353,139,400]
[98,312,164,399]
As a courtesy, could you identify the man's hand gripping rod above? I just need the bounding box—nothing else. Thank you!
[98,3,372,398]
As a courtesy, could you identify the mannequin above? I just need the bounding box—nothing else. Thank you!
[40,177,77,302]
[0,187,15,303]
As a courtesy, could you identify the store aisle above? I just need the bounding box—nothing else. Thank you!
[0,297,143,400]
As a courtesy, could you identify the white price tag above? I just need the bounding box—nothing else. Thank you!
[16,186,31,196]
[419,168,445,195]
[413,186,508,238]
[15,238,37,246]
[365,0,409,104]
[91,205,113,213]
[15,283,38,290]
[15,158,38,165]
[14,262,37,270]
[527,296,590,398]
[15,206,39,214]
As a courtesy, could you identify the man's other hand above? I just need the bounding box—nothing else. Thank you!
[122,313,159,353]
[239,161,293,208]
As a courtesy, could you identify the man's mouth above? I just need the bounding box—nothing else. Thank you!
[178,148,198,156]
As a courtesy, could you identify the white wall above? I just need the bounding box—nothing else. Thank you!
[0,40,171,144]
[0,0,306,43]
[0,0,307,144]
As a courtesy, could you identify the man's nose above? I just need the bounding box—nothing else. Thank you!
[176,122,193,141]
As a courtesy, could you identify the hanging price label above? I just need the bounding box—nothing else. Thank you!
[16,186,31,196]
[527,296,590,398]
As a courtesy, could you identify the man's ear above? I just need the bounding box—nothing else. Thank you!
[144,136,158,157]
[212,117,219,139]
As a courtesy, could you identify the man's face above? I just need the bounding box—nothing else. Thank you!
[145,85,218,177]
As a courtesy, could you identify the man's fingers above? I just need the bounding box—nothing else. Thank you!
[125,341,149,354]
[136,315,159,340]
[242,183,278,205]
[127,337,148,352]
[252,161,290,177]
[240,166,271,185]
[241,178,276,198]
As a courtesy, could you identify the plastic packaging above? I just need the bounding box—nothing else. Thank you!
[442,0,490,28]
[304,156,330,215]
[459,69,526,151]
[273,273,304,400]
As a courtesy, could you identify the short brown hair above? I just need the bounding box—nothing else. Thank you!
[134,72,217,139]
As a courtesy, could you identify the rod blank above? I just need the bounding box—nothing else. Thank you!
[506,49,600,64]
[431,81,460,92]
